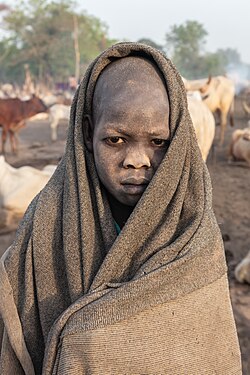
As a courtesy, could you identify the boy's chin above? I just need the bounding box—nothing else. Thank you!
[117,194,142,207]
[105,187,142,207]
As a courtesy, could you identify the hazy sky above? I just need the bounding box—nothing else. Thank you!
[79,0,250,64]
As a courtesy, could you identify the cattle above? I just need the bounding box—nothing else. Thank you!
[183,76,235,146]
[187,94,215,161]
[228,127,250,166]
[42,93,72,107]
[48,103,71,141]
[235,251,250,284]
[0,95,48,153]
[0,156,56,228]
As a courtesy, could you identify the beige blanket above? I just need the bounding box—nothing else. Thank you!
[0,42,241,374]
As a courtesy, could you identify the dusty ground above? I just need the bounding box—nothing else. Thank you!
[207,95,250,374]
[0,96,250,373]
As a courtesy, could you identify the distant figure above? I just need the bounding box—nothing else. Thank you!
[68,75,78,92]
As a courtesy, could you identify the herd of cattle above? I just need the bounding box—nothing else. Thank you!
[0,75,250,282]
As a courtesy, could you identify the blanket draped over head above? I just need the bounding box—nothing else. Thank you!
[0,43,241,374]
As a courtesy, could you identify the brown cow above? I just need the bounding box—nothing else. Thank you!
[0,95,47,153]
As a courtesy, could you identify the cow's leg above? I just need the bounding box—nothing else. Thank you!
[9,130,17,153]
[227,138,235,162]
[15,120,25,132]
[50,120,58,142]
[1,127,7,154]
[15,132,20,150]
[229,100,234,127]
[219,111,227,146]
[214,109,220,125]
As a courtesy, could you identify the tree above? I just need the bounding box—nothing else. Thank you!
[215,48,241,70]
[165,21,246,79]
[137,38,164,52]
[197,47,245,78]
[165,20,209,78]
[0,0,116,85]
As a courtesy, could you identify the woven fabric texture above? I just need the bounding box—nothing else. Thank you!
[0,42,241,374]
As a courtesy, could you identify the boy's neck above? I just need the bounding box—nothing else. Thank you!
[106,191,134,229]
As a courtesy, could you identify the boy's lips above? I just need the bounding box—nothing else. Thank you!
[121,177,150,185]
[121,177,150,195]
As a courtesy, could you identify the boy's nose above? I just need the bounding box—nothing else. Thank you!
[123,148,151,169]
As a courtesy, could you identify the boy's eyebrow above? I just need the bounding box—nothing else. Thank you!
[101,127,131,137]
[102,126,170,138]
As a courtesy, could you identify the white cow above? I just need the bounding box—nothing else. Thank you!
[228,127,250,166]
[48,104,71,141]
[0,156,56,227]
[42,93,72,107]
[183,76,235,145]
[187,94,215,161]
[235,251,250,284]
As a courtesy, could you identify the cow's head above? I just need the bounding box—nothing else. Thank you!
[31,94,48,113]
[199,76,212,94]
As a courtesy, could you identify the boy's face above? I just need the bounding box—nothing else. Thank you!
[90,58,170,207]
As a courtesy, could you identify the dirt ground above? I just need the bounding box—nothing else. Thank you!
[0,96,250,373]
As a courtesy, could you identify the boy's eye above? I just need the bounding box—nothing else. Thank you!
[106,136,124,144]
[152,139,169,147]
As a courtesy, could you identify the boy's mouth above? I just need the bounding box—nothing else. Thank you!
[121,177,150,185]
[121,177,149,195]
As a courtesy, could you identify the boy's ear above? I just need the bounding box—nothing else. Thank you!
[83,115,93,152]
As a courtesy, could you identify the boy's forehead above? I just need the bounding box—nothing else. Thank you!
[92,56,169,123]
[96,56,166,88]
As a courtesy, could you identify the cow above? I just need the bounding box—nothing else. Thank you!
[187,93,215,161]
[42,93,72,107]
[0,156,56,228]
[183,76,235,146]
[228,127,250,166]
[0,95,47,153]
[235,251,250,284]
[48,104,71,141]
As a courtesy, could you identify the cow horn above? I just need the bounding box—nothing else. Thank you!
[200,75,212,94]
[242,101,250,115]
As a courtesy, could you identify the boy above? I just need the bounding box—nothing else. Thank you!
[0,42,241,374]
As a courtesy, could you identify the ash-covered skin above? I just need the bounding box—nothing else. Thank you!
[84,57,170,210]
